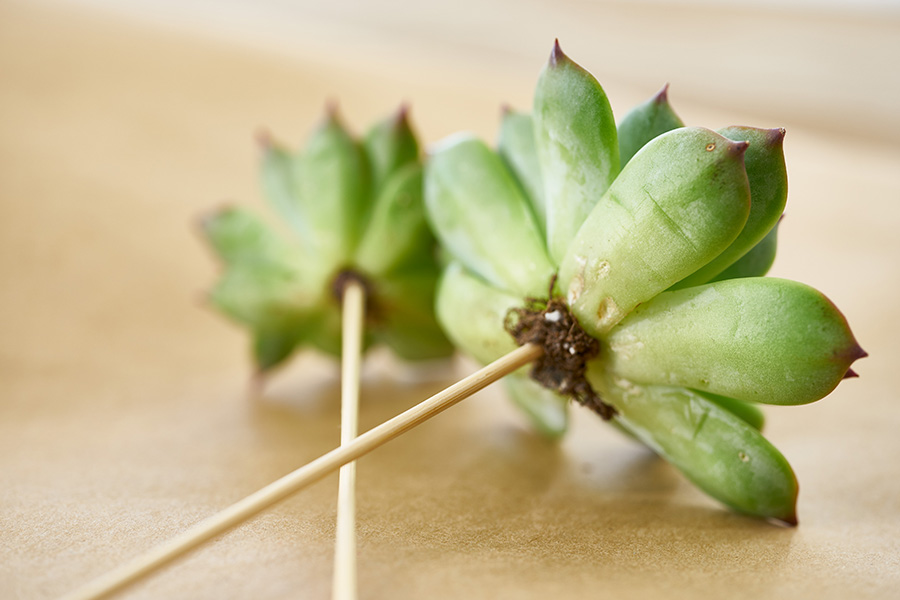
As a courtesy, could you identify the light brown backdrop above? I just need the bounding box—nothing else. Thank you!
[1,1,898,598]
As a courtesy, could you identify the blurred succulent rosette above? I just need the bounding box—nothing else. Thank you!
[201,106,453,374]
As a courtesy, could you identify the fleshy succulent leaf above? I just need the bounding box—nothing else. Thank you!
[295,110,371,270]
[306,304,345,359]
[504,373,569,439]
[425,134,555,298]
[497,108,546,232]
[200,206,296,266]
[591,374,799,524]
[617,84,685,167]
[363,105,420,197]
[208,261,320,330]
[259,135,308,239]
[558,127,751,337]
[533,40,620,264]
[711,221,780,282]
[673,127,788,289]
[603,277,866,405]
[695,391,765,431]
[435,262,521,365]
[375,315,454,361]
[372,266,455,361]
[354,163,432,277]
[253,327,304,373]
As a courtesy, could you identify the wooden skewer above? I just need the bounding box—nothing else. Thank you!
[60,343,544,600]
[333,280,365,600]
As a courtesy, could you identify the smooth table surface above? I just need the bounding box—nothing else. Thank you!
[1,2,899,599]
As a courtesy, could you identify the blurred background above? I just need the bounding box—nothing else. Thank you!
[30,0,900,144]
[2,1,899,599]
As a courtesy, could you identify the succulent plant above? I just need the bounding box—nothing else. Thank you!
[425,41,865,524]
[200,106,453,374]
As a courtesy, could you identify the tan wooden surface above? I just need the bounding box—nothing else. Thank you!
[1,1,899,599]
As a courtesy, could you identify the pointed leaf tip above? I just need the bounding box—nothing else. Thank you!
[768,127,787,145]
[255,129,274,150]
[394,102,411,127]
[195,290,212,308]
[550,39,565,67]
[843,368,859,379]
[654,83,671,104]
[774,512,799,527]
[841,342,868,368]
[195,204,232,233]
[324,99,343,125]
[726,139,750,157]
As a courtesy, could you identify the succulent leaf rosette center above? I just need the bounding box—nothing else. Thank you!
[424,41,865,524]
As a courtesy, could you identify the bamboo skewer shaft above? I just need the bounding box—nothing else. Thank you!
[332,280,365,600]
[61,343,544,600]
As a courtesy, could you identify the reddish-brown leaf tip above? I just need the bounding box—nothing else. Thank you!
[550,38,565,67]
[726,139,751,157]
[843,368,859,379]
[764,127,787,148]
[192,203,233,234]
[255,128,274,150]
[774,512,799,527]
[394,102,411,127]
[325,98,340,119]
[654,83,671,105]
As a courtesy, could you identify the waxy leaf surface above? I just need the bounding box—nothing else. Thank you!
[559,127,751,337]
[435,262,522,365]
[425,135,555,298]
[604,278,865,405]
[617,85,684,167]
[674,127,787,288]
[534,42,619,263]
[592,374,798,523]
[498,110,546,232]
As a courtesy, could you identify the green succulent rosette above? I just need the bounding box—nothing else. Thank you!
[425,42,865,524]
[201,107,453,374]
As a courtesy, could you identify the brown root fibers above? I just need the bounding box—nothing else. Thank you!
[504,279,616,420]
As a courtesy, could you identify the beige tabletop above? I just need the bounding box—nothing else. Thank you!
[2,1,899,599]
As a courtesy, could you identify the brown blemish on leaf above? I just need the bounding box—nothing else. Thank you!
[596,296,619,330]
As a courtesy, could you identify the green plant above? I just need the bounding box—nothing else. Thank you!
[200,107,453,374]
[425,42,864,524]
